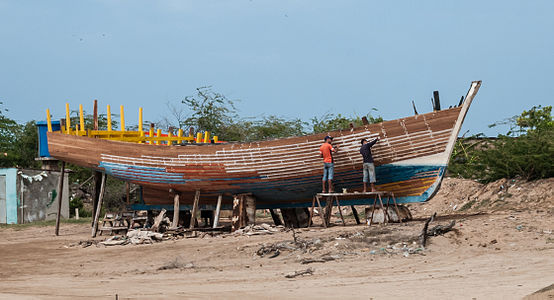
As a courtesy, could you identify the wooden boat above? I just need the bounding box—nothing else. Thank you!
[47,81,481,210]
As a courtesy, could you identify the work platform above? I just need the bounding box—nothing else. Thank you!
[309,191,401,228]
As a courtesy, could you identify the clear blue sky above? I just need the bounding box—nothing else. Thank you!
[1,0,553,136]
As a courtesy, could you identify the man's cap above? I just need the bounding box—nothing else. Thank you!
[324,136,333,141]
[360,138,367,145]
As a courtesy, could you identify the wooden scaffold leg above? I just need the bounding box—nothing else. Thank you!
[351,206,361,225]
[334,196,346,226]
[392,193,402,223]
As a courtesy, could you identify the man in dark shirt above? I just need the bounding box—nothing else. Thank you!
[360,137,379,192]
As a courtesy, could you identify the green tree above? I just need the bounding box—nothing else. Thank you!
[0,102,40,168]
[311,109,383,134]
[449,105,553,182]
[182,86,238,136]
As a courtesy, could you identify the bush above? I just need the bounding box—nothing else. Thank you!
[449,106,553,182]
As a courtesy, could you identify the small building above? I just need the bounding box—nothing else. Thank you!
[0,168,69,224]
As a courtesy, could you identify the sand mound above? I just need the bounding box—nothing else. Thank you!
[408,177,554,217]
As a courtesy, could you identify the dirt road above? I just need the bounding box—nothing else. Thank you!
[1,206,552,299]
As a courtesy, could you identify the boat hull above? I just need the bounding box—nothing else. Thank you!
[47,81,481,210]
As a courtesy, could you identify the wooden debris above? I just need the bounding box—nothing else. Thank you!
[420,213,456,247]
[300,256,337,264]
[285,268,314,278]
[233,223,285,236]
[428,220,456,236]
[420,212,436,247]
[152,209,167,232]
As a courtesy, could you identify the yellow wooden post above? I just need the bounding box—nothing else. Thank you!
[75,124,79,136]
[65,103,71,134]
[156,129,161,145]
[149,125,154,144]
[120,105,125,131]
[196,132,202,143]
[107,105,112,131]
[167,131,172,146]
[213,135,218,143]
[138,107,143,136]
[79,104,85,132]
[203,131,210,143]
[137,107,144,143]
[46,109,52,132]
[177,129,183,144]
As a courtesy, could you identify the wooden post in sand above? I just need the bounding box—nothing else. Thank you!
[213,194,223,228]
[171,189,180,228]
[92,173,107,238]
[189,190,200,229]
[54,161,66,236]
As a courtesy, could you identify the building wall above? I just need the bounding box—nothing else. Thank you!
[0,168,69,224]
[19,169,69,223]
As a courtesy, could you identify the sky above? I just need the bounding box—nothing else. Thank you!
[1,0,553,136]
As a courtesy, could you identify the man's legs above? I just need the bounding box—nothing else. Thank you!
[368,163,377,192]
[327,163,334,193]
[322,163,328,193]
[363,163,369,193]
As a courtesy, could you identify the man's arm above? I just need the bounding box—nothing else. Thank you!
[367,137,379,147]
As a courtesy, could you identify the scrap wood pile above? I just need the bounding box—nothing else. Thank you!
[254,224,435,263]
[233,223,286,236]
[419,212,457,248]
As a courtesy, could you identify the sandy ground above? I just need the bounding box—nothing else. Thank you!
[1,179,553,299]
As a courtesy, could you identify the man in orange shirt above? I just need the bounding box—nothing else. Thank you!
[319,136,338,193]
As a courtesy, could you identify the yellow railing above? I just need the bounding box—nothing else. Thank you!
[46,103,219,145]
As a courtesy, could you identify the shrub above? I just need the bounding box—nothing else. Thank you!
[449,106,553,182]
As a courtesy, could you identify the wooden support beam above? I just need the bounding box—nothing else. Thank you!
[171,189,180,228]
[54,161,66,236]
[91,173,106,237]
[269,209,283,226]
[238,194,246,228]
[231,195,241,232]
[189,190,200,229]
[213,194,223,228]
[244,195,256,225]
[91,171,103,227]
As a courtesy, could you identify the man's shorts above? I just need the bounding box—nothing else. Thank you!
[322,162,334,181]
[363,162,376,183]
